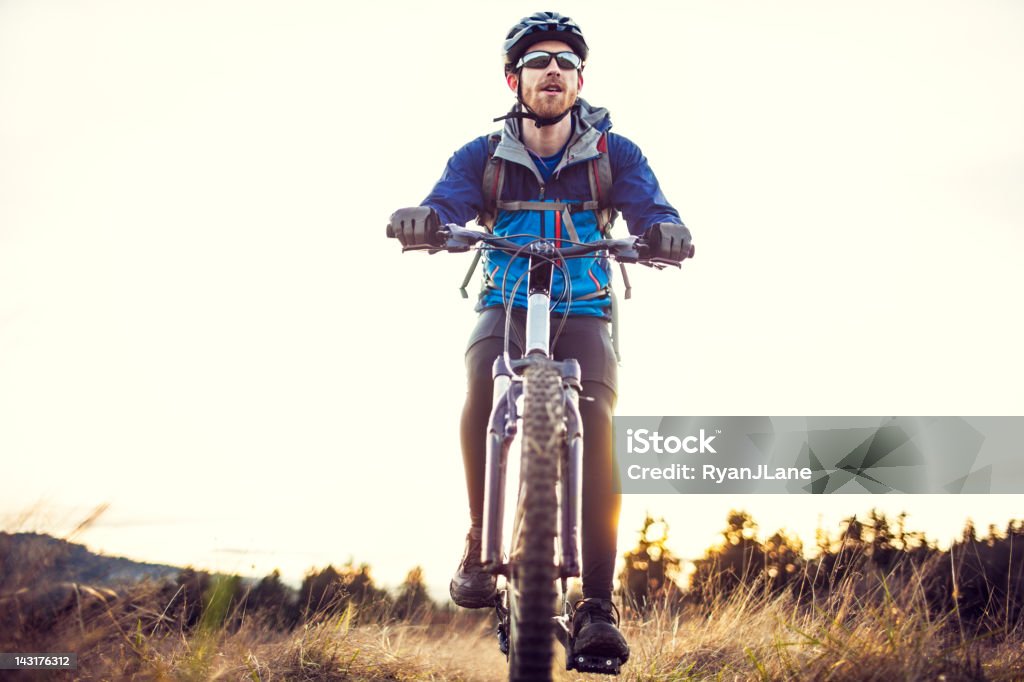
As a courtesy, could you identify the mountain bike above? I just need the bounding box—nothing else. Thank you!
[391,223,678,681]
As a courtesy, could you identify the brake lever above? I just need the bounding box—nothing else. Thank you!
[400,244,446,254]
[435,230,470,253]
[648,257,682,269]
[612,247,640,264]
[439,225,478,253]
[399,227,467,254]
[607,236,642,263]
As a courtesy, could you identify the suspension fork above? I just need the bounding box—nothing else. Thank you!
[482,354,519,572]
[559,362,584,579]
[480,353,584,579]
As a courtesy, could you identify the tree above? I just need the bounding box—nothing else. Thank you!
[618,514,682,614]
[393,566,433,620]
[246,569,297,629]
[298,562,391,624]
[689,510,766,604]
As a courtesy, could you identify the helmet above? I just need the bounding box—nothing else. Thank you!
[503,11,588,75]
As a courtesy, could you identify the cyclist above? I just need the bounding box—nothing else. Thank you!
[388,11,692,662]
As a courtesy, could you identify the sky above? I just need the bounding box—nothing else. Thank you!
[2,0,1023,599]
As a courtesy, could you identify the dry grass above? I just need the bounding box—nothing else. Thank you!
[604,591,1016,682]
[2,579,502,681]
[3,572,1022,681]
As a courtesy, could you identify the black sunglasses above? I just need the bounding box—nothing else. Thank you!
[516,50,583,71]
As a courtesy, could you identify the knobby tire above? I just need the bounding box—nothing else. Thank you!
[508,363,563,682]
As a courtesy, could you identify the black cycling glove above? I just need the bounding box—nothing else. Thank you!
[387,206,441,248]
[644,223,694,262]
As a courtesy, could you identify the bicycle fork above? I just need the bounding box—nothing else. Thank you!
[482,354,622,674]
[480,353,583,580]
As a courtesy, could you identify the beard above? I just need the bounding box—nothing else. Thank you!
[523,83,576,119]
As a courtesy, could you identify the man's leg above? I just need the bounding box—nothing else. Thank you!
[459,335,507,528]
[553,317,629,660]
[449,335,506,607]
[578,380,620,600]
[451,310,524,608]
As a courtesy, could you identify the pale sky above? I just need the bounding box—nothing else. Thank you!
[2,1,1023,598]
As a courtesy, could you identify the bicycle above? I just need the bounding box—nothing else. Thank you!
[390,223,681,681]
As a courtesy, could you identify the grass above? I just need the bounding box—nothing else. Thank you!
[2,564,1022,681]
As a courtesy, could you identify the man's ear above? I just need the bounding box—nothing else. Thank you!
[578,72,584,90]
[507,72,518,92]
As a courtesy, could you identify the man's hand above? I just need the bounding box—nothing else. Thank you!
[644,223,694,262]
[387,206,441,248]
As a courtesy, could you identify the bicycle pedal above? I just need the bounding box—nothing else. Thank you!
[568,653,622,675]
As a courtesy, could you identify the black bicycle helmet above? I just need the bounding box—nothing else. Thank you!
[503,11,588,75]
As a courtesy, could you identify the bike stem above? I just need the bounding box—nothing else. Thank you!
[525,242,554,356]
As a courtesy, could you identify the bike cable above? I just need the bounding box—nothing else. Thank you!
[495,242,575,361]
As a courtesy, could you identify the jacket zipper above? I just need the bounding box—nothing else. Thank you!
[539,182,546,238]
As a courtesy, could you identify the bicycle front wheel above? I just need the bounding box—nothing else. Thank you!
[507,362,563,682]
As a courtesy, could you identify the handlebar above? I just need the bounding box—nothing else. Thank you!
[403,224,682,269]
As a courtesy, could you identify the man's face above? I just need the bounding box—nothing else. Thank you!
[508,39,583,119]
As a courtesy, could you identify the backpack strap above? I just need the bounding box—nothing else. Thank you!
[477,133,504,231]
[463,134,504,296]
[588,133,618,236]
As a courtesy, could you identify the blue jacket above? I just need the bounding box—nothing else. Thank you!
[422,99,682,318]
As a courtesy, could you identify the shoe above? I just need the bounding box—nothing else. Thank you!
[570,597,630,662]
[449,526,498,608]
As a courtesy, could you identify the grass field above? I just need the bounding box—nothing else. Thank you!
[3,564,1022,681]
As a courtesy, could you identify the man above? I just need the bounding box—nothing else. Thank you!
[388,11,692,662]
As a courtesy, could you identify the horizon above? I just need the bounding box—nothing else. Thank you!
[6,497,1023,600]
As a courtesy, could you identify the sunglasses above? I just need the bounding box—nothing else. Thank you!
[516,50,583,71]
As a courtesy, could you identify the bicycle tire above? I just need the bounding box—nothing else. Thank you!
[507,362,563,682]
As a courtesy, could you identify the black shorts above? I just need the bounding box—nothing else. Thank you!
[466,307,618,394]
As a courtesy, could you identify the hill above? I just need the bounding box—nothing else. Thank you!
[0,531,182,590]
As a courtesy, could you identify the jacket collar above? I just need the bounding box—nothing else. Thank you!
[493,98,612,181]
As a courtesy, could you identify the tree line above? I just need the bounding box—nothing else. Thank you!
[618,509,1024,638]
[142,508,1023,639]
[151,561,436,634]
